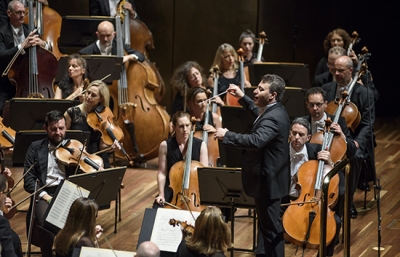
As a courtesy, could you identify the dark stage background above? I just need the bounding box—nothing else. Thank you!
[50,0,397,117]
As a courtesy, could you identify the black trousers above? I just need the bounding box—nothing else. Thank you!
[254,198,284,257]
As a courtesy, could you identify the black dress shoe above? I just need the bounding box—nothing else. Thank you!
[351,203,358,219]
[357,182,371,191]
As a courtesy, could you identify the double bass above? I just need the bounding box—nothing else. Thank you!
[225,48,245,106]
[109,16,170,163]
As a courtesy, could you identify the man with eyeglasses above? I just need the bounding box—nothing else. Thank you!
[0,0,48,115]
[312,46,346,88]
[322,55,376,218]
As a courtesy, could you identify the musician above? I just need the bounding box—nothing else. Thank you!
[154,111,208,208]
[170,61,214,114]
[55,198,103,257]
[0,172,22,257]
[54,53,87,101]
[322,55,376,218]
[207,43,251,97]
[214,75,290,257]
[23,110,73,257]
[0,0,48,25]
[186,87,221,132]
[0,0,48,115]
[135,241,160,257]
[78,20,144,63]
[89,0,138,19]
[175,206,231,257]
[314,28,357,78]
[239,30,264,66]
[64,80,114,169]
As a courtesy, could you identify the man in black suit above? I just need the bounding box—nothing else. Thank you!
[23,110,73,257]
[0,0,47,115]
[322,55,376,218]
[78,20,144,62]
[90,0,138,19]
[215,74,290,257]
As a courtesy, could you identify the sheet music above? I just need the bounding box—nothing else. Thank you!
[150,208,200,252]
[79,246,135,257]
[45,180,90,229]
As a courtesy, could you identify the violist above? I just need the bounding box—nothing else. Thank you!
[154,111,208,208]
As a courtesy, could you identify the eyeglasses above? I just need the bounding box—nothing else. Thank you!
[307,102,324,108]
[12,11,28,16]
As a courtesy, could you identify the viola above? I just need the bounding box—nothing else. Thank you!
[169,218,195,238]
[0,117,16,148]
[167,118,205,212]
[86,105,133,165]
[55,138,103,173]
[0,149,17,219]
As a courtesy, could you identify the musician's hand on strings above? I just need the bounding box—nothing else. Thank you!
[95,225,103,239]
[227,84,244,98]
[1,167,11,178]
[155,196,165,206]
[330,123,346,141]
[214,128,228,140]
[348,50,358,66]
[202,124,217,133]
[25,35,46,49]
[4,197,12,210]
[318,148,332,166]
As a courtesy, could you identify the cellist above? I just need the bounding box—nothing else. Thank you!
[322,55,376,218]
[0,0,48,115]
[154,111,208,208]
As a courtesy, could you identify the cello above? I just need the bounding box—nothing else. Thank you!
[110,15,170,163]
[347,31,360,56]
[167,118,205,212]
[326,47,369,132]
[255,31,268,62]
[283,121,342,250]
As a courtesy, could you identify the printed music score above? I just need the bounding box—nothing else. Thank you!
[150,208,200,252]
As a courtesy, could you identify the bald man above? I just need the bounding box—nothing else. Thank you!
[322,55,376,218]
[78,20,144,63]
[135,241,160,257]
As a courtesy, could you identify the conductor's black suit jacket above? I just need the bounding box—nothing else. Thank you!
[223,95,290,200]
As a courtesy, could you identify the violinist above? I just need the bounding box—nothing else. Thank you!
[55,198,103,257]
[54,53,87,102]
[23,110,74,257]
[186,87,221,132]
[89,0,138,19]
[0,0,48,114]
[322,55,376,218]
[175,206,231,257]
[170,61,219,114]
[0,170,22,257]
[154,111,208,208]
[207,43,251,97]
[214,75,289,257]
[78,20,144,63]
[64,80,113,169]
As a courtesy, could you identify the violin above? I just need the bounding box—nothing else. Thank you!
[55,139,103,173]
[0,117,16,148]
[167,118,205,212]
[0,149,17,219]
[169,218,195,238]
[86,105,133,165]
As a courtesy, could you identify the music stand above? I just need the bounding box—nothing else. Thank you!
[68,166,127,232]
[197,167,256,256]
[248,62,310,88]
[2,98,75,130]
[58,16,115,54]
[219,106,254,167]
[12,130,91,165]
[55,55,123,85]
